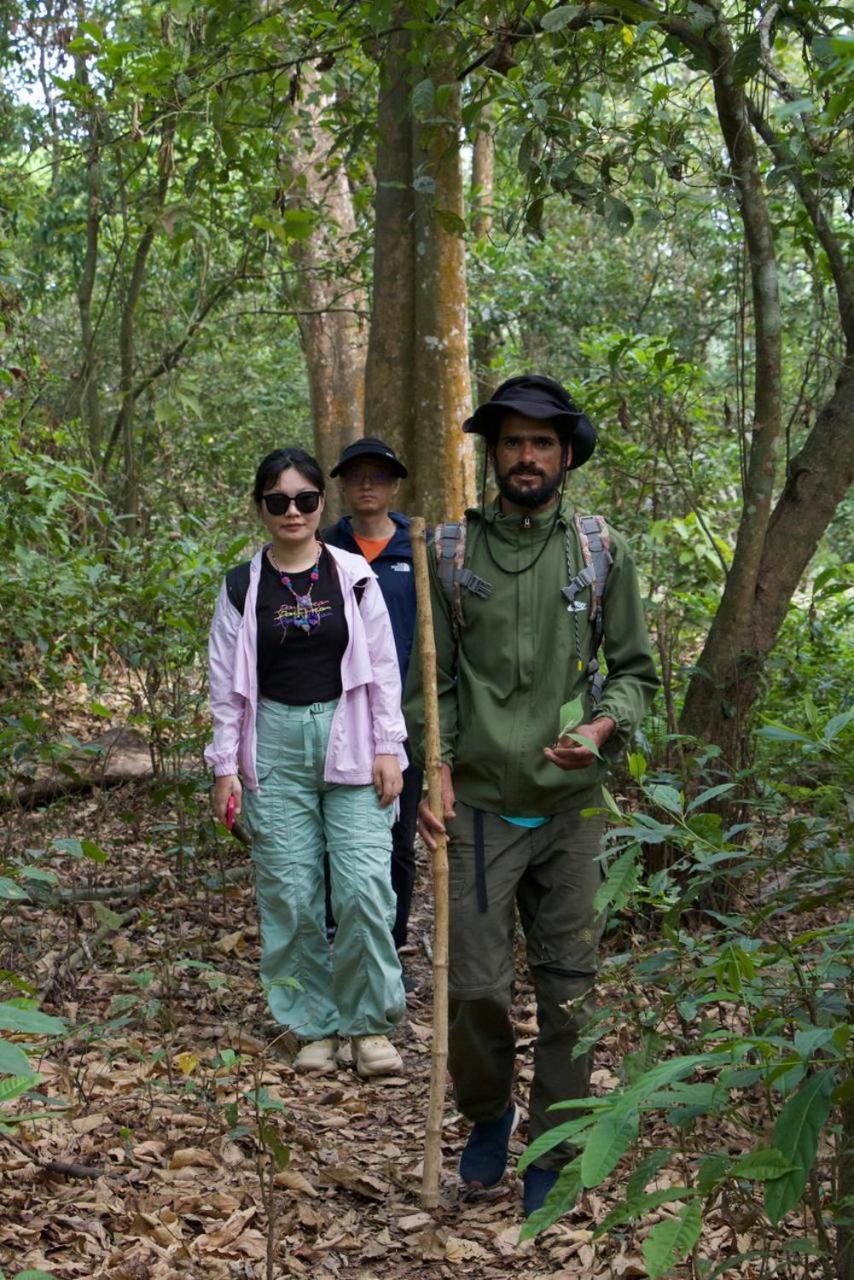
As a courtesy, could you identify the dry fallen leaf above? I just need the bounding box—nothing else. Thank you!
[213,929,245,954]
[71,1112,109,1135]
[194,1206,257,1250]
[444,1235,492,1262]
[414,1225,449,1261]
[168,1146,219,1170]
[274,1167,318,1197]
[317,1164,390,1199]
[396,1212,432,1232]
[133,1139,166,1162]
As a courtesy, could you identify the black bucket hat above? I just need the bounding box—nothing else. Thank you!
[329,436,408,479]
[463,374,596,469]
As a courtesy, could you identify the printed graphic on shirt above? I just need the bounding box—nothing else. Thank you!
[274,598,335,637]
[390,562,411,573]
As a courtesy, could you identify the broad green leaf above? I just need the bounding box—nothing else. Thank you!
[757,723,811,744]
[0,1041,31,1075]
[0,878,29,902]
[51,838,83,858]
[765,1070,834,1222]
[558,695,584,736]
[732,31,762,85]
[581,1108,638,1186]
[518,1157,582,1241]
[14,1271,56,1279]
[518,1114,597,1170]
[600,786,621,817]
[603,195,634,234]
[593,844,640,915]
[258,1119,290,1171]
[0,1073,43,1103]
[646,783,683,814]
[731,1147,798,1182]
[0,1004,66,1035]
[793,1027,836,1060]
[685,782,736,812]
[596,1185,694,1236]
[92,902,123,930]
[621,1055,715,1107]
[411,77,434,118]
[541,5,581,32]
[81,840,108,864]
[697,1152,731,1193]
[559,730,602,759]
[627,752,647,781]
[644,1200,703,1278]
[18,867,59,885]
[435,208,467,237]
[627,1148,676,1200]
[824,710,853,740]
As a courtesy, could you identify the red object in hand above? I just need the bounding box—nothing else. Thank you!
[225,795,236,830]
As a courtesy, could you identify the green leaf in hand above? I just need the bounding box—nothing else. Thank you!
[557,696,602,758]
[558,696,584,737]
[560,730,602,759]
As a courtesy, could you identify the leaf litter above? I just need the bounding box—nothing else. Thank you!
[0,775,833,1278]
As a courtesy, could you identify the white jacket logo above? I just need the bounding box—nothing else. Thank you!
[390,562,411,573]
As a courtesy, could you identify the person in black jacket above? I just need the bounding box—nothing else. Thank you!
[323,438,423,989]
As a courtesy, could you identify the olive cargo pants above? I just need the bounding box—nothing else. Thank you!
[446,799,606,1170]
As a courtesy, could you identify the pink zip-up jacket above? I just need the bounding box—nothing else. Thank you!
[204,544,408,791]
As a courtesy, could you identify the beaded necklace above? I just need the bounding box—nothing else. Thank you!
[268,542,322,634]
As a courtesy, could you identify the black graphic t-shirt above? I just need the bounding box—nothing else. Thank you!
[256,547,349,705]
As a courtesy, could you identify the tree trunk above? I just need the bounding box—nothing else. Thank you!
[114,119,174,522]
[287,70,368,521]
[412,70,476,524]
[678,10,783,761]
[71,47,103,467]
[470,111,500,406]
[680,349,853,759]
[363,25,416,485]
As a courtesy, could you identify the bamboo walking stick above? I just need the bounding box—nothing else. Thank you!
[411,516,449,1210]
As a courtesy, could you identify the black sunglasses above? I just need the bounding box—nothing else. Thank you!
[262,490,321,515]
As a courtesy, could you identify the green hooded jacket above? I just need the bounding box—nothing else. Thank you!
[403,496,659,816]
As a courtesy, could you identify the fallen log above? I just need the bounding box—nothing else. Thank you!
[10,727,154,809]
[25,875,160,907]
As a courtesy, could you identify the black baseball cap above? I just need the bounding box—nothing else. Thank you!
[329,437,408,479]
[463,374,596,469]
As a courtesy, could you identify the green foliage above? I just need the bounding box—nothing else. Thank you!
[522,730,852,1272]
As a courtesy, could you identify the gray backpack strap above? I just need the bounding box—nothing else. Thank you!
[435,518,491,632]
[564,514,614,703]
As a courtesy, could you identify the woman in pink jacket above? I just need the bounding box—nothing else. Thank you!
[206,448,408,1078]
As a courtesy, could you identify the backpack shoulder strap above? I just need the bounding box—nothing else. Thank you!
[561,515,614,703]
[434,517,492,633]
[225,561,252,615]
[575,514,613,631]
[354,578,368,606]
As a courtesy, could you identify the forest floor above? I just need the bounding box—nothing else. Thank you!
[0,773,821,1279]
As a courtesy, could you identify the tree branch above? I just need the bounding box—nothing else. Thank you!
[746,96,854,341]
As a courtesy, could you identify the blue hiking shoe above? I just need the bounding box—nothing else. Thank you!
[459,1102,520,1190]
[522,1165,559,1217]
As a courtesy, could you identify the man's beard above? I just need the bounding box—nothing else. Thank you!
[495,464,562,510]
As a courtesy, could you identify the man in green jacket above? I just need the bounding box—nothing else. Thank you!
[405,374,658,1217]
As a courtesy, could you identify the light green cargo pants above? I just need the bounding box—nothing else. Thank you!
[445,798,606,1170]
[243,698,405,1041]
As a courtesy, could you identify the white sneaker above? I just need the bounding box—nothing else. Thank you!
[351,1035,403,1078]
[293,1037,338,1073]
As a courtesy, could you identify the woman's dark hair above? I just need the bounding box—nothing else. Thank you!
[253,448,325,507]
